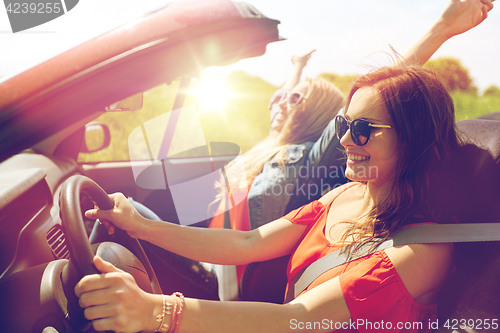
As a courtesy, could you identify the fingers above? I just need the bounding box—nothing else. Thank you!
[84,193,125,218]
[98,219,115,235]
[479,0,494,24]
[85,193,126,233]
[93,256,124,274]
[84,208,101,219]
[80,294,136,331]
[84,209,115,234]
[480,0,494,15]
[75,273,111,298]
[79,286,114,309]
[85,305,117,323]
[481,0,494,12]
[74,255,149,332]
[90,315,142,333]
[90,317,122,332]
[108,192,127,202]
[75,257,124,297]
[480,0,494,19]
[305,49,316,57]
[85,206,112,220]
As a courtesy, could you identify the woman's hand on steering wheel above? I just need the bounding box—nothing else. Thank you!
[75,256,160,333]
[85,192,147,239]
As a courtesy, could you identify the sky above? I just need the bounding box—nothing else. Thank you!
[0,0,499,93]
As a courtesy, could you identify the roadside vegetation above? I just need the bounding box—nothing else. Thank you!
[79,58,500,162]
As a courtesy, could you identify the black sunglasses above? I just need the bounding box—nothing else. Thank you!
[335,115,392,146]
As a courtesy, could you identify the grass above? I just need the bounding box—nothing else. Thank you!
[452,91,500,121]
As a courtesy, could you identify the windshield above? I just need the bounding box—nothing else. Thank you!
[0,1,173,82]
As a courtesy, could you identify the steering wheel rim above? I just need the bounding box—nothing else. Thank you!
[59,175,162,293]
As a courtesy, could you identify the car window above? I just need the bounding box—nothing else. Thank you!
[78,73,276,163]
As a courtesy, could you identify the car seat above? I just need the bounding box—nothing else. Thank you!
[433,119,500,332]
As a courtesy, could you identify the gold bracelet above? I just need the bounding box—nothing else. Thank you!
[155,295,173,332]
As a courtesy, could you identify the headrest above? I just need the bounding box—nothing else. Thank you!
[435,119,500,223]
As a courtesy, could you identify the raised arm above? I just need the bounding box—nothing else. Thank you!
[269,50,316,131]
[281,49,316,90]
[401,0,494,66]
[85,193,308,265]
[308,0,495,172]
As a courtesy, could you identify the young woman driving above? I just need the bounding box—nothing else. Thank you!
[76,0,494,332]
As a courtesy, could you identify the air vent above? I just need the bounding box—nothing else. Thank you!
[46,224,70,259]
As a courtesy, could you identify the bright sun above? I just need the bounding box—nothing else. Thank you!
[191,75,234,113]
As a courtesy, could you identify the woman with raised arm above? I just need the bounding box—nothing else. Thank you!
[210,52,346,232]
[77,0,494,332]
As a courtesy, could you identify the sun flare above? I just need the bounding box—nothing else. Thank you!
[191,75,234,113]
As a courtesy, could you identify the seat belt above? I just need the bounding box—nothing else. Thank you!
[285,223,500,302]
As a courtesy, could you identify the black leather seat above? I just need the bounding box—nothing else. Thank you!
[435,119,500,330]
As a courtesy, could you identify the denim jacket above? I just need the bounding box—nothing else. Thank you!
[248,90,347,229]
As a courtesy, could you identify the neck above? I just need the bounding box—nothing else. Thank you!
[365,179,393,207]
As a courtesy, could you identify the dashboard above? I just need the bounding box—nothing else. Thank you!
[0,151,78,278]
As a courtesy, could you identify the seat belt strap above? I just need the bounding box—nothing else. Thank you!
[288,223,500,302]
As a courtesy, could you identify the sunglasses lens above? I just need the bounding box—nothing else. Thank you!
[352,120,371,146]
[288,93,302,105]
[335,115,348,140]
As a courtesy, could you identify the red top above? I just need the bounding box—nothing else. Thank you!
[283,183,437,333]
[209,187,251,282]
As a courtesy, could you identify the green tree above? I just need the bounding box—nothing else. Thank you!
[424,57,476,94]
[483,85,500,97]
[319,73,359,96]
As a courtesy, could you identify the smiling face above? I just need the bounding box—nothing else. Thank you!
[340,87,398,186]
[271,81,310,132]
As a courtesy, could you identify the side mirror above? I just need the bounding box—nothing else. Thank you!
[105,92,143,111]
[81,122,111,153]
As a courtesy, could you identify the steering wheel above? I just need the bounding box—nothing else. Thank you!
[59,175,162,331]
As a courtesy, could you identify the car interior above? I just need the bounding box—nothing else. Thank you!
[0,2,284,331]
[0,1,499,332]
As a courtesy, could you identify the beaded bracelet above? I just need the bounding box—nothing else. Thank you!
[169,295,178,333]
[172,292,185,333]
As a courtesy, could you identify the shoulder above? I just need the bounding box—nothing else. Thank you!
[278,143,313,165]
[384,242,454,304]
[318,182,362,206]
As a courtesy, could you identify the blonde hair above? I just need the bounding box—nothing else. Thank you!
[218,77,344,194]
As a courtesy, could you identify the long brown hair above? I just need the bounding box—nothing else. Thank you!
[340,64,461,256]
[217,77,344,194]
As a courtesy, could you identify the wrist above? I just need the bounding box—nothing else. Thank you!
[293,63,306,71]
[134,215,153,240]
[149,293,185,333]
[145,294,172,332]
[428,19,456,42]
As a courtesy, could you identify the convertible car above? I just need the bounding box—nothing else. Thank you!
[1,0,500,332]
